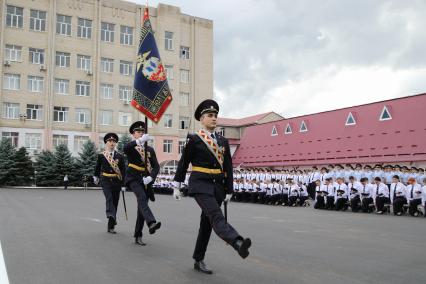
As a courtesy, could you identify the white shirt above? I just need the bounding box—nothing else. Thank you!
[390,182,406,203]
[360,183,373,199]
[259,182,267,193]
[288,185,300,197]
[373,182,389,198]
[421,185,426,205]
[335,183,349,199]
[406,184,422,202]
[348,181,362,199]
[266,183,273,196]
[299,184,308,197]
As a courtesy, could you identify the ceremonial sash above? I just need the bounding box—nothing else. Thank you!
[134,145,152,173]
[103,151,122,180]
[196,129,224,170]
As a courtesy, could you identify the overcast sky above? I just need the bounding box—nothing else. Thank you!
[131,0,426,118]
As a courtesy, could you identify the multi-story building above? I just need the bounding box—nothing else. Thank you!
[0,0,213,171]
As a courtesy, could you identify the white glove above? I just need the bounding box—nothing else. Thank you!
[121,187,126,192]
[172,182,182,200]
[137,134,152,145]
[224,194,233,203]
[93,176,99,185]
[143,176,153,185]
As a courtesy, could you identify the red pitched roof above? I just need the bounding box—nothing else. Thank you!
[232,93,426,167]
[217,112,279,127]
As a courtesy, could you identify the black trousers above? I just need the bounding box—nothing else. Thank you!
[361,197,374,213]
[259,192,266,203]
[307,182,316,199]
[393,196,407,214]
[376,196,390,212]
[350,196,361,212]
[288,196,298,206]
[251,192,259,203]
[335,198,348,211]
[299,196,308,206]
[101,177,121,220]
[129,180,156,238]
[408,199,421,216]
[326,196,335,210]
[314,194,325,209]
[192,188,241,262]
[281,194,289,205]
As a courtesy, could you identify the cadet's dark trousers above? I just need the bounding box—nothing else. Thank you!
[299,196,308,206]
[288,196,298,206]
[393,196,407,214]
[307,182,316,199]
[408,198,422,216]
[193,188,241,262]
[251,192,259,203]
[326,196,335,210]
[350,196,361,212]
[361,197,374,213]
[314,195,325,209]
[281,194,289,205]
[259,192,266,203]
[375,197,390,212]
[335,197,348,211]
[129,180,156,238]
[101,177,121,220]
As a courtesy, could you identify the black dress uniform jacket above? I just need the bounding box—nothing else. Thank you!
[94,151,126,189]
[123,141,160,185]
[174,132,234,197]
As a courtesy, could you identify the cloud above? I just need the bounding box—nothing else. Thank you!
[130,0,426,118]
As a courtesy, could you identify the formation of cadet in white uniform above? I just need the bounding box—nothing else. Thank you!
[154,164,426,217]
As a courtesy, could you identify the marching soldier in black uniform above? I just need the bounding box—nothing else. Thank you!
[124,121,161,246]
[93,133,125,234]
[173,99,252,275]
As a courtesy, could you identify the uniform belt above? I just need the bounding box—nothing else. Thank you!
[192,166,223,174]
[129,163,146,171]
[102,172,118,177]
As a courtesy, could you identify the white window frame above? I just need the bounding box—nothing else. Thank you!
[76,81,90,97]
[163,139,173,153]
[99,110,113,125]
[179,92,189,106]
[55,78,70,95]
[101,57,114,73]
[178,140,185,154]
[74,136,89,152]
[53,106,69,122]
[118,112,132,126]
[100,83,113,99]
[55,52,70,68]
[179,116,190,130]
[101,22,115,42]
[165,65,174,80]
[284,123,292,134]
[5,44,22,62]
[2,132,19,147]
[345,112,356,126]
[300,120,308,132]
[75,108,91,124]
[163,114,173,128]
[180,69,190,84]
[52,134,68,147]
[25,133,42,150]
[180,46,190,59]
[56,14,72,36]
[77,18,92,39]
[119,60,132,76]
[27,76,44,93]
[165,31,173,50]
[3,73,20,90]
[77,54,91,71]
[379,106,392,121]
[29,48,45,64]
[6,5,23,28]
[120,25,133,45]
[2,102,20,119]
[30,9,47,32]
[26,104,43,121]
[271,125,278,136]
[118,85,132,102]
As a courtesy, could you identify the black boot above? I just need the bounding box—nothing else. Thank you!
[148,221,161,234]
[107,217,116,234]
[233,238,251,259]
[135,237,146,246]
[194,260,213,274]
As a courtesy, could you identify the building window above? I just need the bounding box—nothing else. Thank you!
[56,14,72,36]
[179,116,190,130]
[29,48,45,64]
[6,5,23,28]
[27,76,44,93]
[77,18,92,39]
[300,121,308,132]
[165,65,174,80]
[3,73,20,90]
[163,139,173,153]
[2,132,19,147]
[55,79,69,95]
[30,9,47,32]
[284,123,292,134]
[100,84,113,99]
[345,112,356,126]
[52,134,68,147]
[74,136,89,152]
[163,114,173,128]
[101,22,115,42]
[2,103,20,119]
[120,25,133,45]
[179,92,189,106]
[118,85,132,102]
[75,108,91,124]
[26,104,43,120]
[101,57,114,73]
[271,125,278,136]
[99,110,113,125]
[5,44,22,62]
[53,106,69,122]
[118,112,132,126]
[119,60,132,76]
[165,31,173,50]
[25,133,42,150]
[180,69,190,84]
[77,54,91,71]
[76,81,90,96]
[55,52,70,68]
[180,46,190,59]
[178,140,185,154]
[379,106,392,121]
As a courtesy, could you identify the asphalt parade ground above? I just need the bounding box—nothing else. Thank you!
[0,188,425,284]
